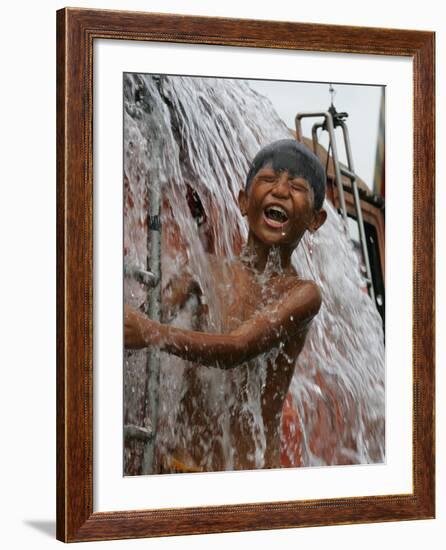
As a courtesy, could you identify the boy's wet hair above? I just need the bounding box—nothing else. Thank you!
[245,139,326,211]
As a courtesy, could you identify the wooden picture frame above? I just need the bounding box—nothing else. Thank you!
[56,7,435,542]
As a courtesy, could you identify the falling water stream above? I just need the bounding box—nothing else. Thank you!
[123,74,385,475]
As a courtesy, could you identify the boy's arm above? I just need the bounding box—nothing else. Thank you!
[125,280,321,368]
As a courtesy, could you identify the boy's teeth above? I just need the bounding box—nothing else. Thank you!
[265,206,288,222]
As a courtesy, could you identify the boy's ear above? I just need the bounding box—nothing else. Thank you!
[238,189,248,216]
[309,208,327,233]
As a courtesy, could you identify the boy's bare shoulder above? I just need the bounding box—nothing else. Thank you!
[269,271,322,315]
[288,278,322,314]
[291,277,320,292]
[277,269,320,295]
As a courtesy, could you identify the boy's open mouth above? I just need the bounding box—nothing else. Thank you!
[263,205,289,228]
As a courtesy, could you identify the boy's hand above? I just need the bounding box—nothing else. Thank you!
[124,305,152,349]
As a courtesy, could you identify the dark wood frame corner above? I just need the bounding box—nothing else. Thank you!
[56,7,435,543]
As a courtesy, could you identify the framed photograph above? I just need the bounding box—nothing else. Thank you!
[56,7,435,542]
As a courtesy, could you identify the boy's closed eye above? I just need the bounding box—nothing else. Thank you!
[289,180,310,192]
[255,170,310,190]
[256,173,277,183]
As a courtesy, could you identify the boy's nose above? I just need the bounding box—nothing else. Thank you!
[272,172,290,197]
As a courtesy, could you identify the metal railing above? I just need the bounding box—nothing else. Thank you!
[124,137,164,474]
[295,107,376,302]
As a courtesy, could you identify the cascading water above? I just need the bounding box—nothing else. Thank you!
[123,74,385,475]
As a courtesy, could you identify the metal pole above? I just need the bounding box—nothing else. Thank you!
[339,121,376,301]
[123,265,156,452]
[295,112,349,229]
[140,171,163,475]
[295,109,376,302]
[311,122,324,161]
[323,114,349,228]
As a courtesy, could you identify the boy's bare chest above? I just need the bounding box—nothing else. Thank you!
[210,261,297,332]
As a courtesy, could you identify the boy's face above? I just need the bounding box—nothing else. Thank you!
[239,165,326,247]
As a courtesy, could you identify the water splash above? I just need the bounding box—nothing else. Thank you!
[123,74,385,474]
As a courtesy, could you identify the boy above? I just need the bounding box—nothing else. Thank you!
[125,138,327,471]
